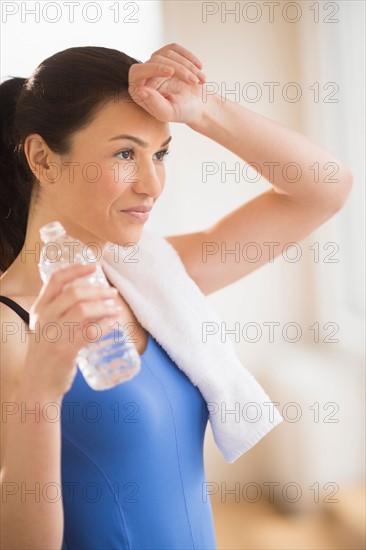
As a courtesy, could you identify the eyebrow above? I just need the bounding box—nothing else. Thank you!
[109,134,172,148]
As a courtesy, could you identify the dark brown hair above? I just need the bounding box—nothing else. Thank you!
[0,46,141,272]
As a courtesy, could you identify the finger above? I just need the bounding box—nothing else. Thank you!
[152,52,206,83]
[46,283,118,323]
[152,56,204,84]
[152,43,203,70]
[66,298,122,326]
[74,313,122,346]
[133,88,173,122]
[37,263,97,308]
[129,62,174,88]
[168,51,206,81]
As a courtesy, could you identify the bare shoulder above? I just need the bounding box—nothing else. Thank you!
[0,301,31,465]
[1,299,30,389]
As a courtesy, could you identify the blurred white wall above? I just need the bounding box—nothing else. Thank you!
[0,1,164,78]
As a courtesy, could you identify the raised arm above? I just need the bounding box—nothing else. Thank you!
[128,43,353,295]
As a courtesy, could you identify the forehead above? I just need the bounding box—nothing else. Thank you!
[77,98,170,143]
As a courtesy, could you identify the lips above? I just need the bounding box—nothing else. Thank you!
[122,205,152,213]
[121,210,150,221]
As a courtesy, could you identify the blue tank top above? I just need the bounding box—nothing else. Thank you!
[0,296,217,549]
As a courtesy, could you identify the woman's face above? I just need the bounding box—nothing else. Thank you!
[43,97,171,250]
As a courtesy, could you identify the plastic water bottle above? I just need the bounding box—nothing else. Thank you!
[38,221,141,391]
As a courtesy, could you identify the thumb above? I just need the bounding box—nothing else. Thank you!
[131,87,173,122]
[129,63,174,92]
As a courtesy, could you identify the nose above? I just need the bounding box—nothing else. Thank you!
[131,159,165,199]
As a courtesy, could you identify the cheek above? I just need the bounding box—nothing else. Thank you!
[119,162,139,186]
[159,168,167,191]
[98,164,128,201]
[80,163,121,202]
[154,161,166,180]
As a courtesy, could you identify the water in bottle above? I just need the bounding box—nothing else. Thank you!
[38,221,141,390]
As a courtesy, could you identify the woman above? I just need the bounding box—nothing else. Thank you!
[0,43,353,549]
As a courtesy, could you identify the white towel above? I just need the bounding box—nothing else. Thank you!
[101,229,283,463]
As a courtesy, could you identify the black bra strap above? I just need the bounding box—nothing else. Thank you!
[0,296,30,325]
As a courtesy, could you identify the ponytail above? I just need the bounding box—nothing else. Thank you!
[0,77,35,273]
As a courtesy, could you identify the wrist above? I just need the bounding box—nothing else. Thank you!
[16,369,65,407]
[187,91,223,134]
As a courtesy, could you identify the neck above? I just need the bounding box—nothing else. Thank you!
[1,213,107,297]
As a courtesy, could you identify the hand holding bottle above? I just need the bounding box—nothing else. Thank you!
[24,263,122,400]
[36,221,141,391]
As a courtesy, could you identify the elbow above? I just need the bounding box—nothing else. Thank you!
[329,167,354,213]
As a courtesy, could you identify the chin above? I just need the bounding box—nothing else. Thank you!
[110,226,144,248]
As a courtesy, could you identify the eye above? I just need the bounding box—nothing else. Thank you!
[154,149,170,162]
[116,149,134,160]
[115,148,170,162]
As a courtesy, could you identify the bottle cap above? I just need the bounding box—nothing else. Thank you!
[39,221,66,243]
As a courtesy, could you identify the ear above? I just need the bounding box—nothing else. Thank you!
[23,134,61,185]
